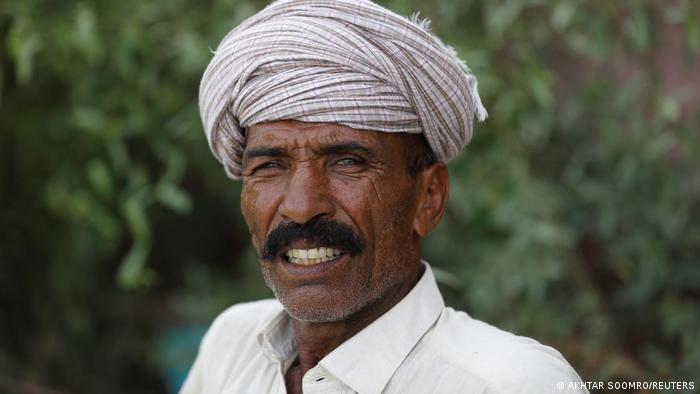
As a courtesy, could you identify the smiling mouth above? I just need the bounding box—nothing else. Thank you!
[284,247,345,266]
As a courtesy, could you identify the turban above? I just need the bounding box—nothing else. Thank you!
[199,0,487,179]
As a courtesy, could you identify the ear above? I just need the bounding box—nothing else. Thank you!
[413,162,449,237]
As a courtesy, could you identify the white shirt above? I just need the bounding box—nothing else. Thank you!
[180,263,588,394]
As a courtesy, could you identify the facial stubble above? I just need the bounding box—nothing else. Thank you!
[260,193,420,324]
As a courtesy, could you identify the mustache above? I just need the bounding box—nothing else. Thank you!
[262,218,364,260]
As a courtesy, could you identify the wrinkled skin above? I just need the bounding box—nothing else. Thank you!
[239,120,449,394]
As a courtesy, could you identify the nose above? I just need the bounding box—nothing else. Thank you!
[278,164,334,224]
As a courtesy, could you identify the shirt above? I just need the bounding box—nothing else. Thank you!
[180,263,588,394]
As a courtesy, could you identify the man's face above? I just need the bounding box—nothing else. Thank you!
[240,120,424,322]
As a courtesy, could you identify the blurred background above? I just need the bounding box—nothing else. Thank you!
[1,0,699,393]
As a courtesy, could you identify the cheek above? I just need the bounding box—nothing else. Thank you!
[370,176,416,224]
[330,177,377,233]
[334,175,417,259]
[370,180,418,253]
[241,182,276,244]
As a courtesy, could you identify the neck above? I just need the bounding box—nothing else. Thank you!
[289,263,424,371]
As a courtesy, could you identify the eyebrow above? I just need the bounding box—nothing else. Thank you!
[244,147,286,161]
[319,142,375,157]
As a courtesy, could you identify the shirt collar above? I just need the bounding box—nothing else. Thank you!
[257,261,445,394]
[321,261,444,394]
[257,306,296,362]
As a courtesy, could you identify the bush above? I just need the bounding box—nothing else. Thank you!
[1,0,698,392]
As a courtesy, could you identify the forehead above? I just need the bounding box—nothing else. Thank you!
[246,120,384,148]
[244,120,404,153]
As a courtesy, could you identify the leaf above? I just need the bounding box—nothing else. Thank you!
[485,2,525,38]
[118,191,156,289]
[156,183,192,215]
[73,3,102,63]
[86,160,114,197]
[687,14,700,52]
[626,7,651,51]
[7,17,41,84]
[551,1,577,31]
[117,241,157,289]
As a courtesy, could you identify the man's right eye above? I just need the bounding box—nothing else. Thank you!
[254,161,283,172]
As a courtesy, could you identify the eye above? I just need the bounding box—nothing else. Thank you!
[335,157,362,166]
[253,160,284,173]
[259,161,281,168]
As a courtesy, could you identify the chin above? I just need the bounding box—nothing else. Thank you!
[283,305,352,323]
[272,286,370,323]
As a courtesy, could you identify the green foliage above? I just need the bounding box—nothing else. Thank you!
[1,0,698,392]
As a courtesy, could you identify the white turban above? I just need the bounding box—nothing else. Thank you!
[199,0,487,179]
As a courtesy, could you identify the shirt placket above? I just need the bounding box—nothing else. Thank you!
[302,366,357,394]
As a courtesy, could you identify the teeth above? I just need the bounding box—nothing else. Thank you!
[288,256,335,265]
[284,247,344,265]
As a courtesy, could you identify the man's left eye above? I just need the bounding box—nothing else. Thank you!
[335,157,361,166]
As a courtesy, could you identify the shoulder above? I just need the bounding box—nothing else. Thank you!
[179,299,283,393]
[197,299,283,356]
[423,307,587,394]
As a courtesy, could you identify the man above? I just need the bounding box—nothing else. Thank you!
[183,0,587,393]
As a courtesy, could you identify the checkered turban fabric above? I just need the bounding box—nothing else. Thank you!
[199,0,487,179]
